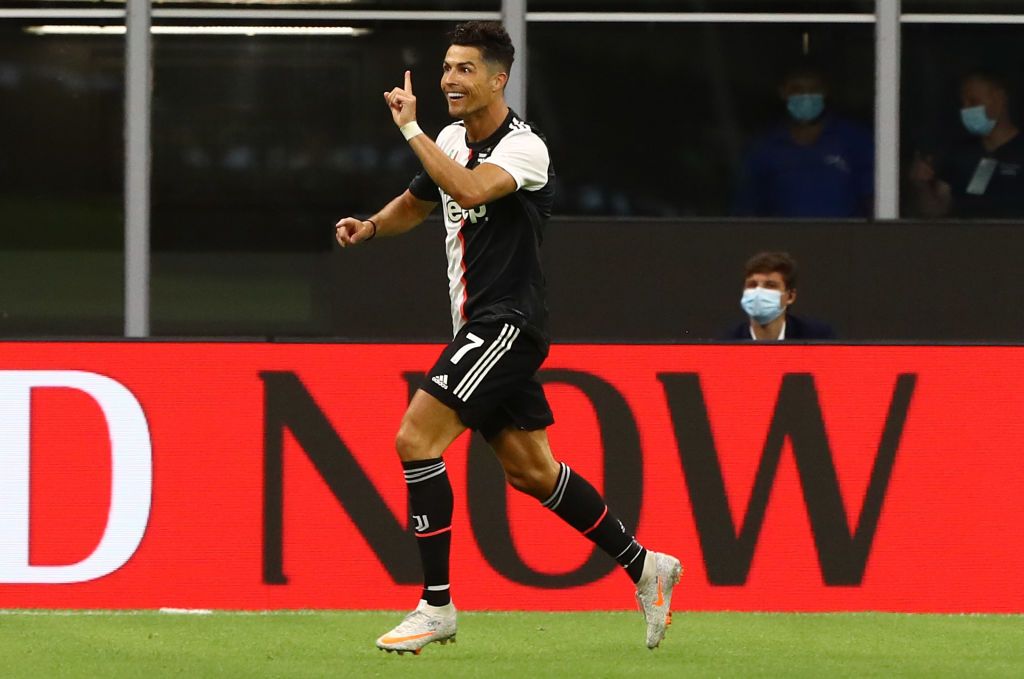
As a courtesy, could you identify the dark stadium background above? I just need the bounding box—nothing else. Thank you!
[1,1,1022,341]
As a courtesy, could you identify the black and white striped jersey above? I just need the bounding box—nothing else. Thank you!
[408,109,555,343]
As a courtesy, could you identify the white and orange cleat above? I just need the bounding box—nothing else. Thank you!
[635,551,683,649]
[376,600,457,655]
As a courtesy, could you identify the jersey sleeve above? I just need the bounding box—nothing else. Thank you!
[408,171,439,201]
[481,130,550,191]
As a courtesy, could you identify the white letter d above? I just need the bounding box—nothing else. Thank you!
[0,371,153,583]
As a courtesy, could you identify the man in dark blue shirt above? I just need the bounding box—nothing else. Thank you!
[733,64,874,218]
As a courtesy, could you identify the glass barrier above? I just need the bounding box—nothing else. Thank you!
[527,1,874,12]
[4,2,1022,338]
[903,1,1024,12]
[1,1,499,7]
[0,21,124,336]
[150,22,458,335]
[527,20,875,217]
[901,21,1024,218]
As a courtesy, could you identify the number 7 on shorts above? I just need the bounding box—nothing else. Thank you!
[450,333,484,364]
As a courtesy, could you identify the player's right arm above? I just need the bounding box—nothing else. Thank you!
[335,189,437,248]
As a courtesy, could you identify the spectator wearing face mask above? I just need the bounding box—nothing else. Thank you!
[725,251,836,341]
[909,69,1024,218]
[732,62,874,218]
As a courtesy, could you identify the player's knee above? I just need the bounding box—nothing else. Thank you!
[395,421,432,461]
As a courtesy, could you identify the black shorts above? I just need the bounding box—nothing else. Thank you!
[421,318,554,440]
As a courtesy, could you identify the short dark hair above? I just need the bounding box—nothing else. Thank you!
[780,60,828,88]
[448,21,515,74]
[961,68,1012,94]
[744,251,799,289]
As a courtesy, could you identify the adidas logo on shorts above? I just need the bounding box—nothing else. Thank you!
[432,374,449,390]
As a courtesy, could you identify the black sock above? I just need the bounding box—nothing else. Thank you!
[403,458,453,606]
[541,462,648,583]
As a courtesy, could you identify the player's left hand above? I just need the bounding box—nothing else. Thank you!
[384,70,417,128]
[334,217,375,248]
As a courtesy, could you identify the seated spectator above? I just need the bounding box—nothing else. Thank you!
[909,69,1024,218]
[732,63,874,218]
[725,251,836,341]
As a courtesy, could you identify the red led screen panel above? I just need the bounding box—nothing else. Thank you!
[0,342,1020,612]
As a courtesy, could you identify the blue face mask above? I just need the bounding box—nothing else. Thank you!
[787,93,825,123]
[960,105,997,136]
[741,288,785,325]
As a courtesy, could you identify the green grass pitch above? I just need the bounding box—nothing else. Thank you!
[2,610,1021,678]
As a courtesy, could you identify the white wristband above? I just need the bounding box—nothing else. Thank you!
[400,121,423,141]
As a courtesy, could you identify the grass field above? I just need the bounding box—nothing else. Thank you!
[2,610,1022,678]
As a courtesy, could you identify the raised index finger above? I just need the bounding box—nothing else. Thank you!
[404,70,413,95]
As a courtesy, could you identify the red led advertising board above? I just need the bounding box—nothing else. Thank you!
[0,342,1021,612]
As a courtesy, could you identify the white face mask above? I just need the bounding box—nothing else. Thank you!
[741,287,785,325]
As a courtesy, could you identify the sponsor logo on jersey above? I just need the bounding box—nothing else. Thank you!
[443,192,487,225]
[432,374,449,390]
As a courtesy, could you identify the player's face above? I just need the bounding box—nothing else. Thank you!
[441,45,504,119]
[961,78,1006,122]
[744,272,796,307]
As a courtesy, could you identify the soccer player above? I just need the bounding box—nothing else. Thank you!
[335,21,682,654]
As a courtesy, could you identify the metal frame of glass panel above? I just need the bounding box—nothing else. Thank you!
[125,0,151,337]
